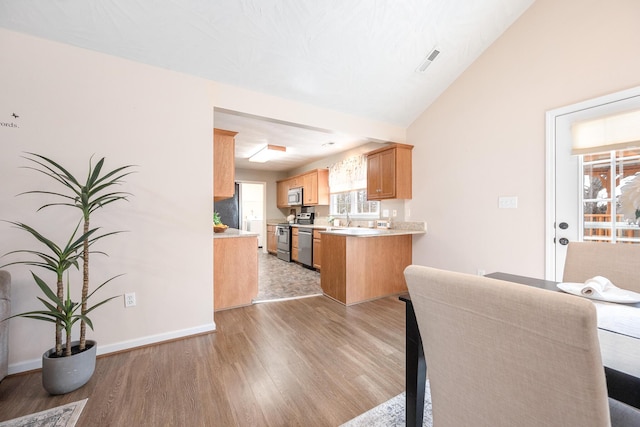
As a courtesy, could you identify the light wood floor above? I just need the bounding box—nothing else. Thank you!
[0,295,407,426]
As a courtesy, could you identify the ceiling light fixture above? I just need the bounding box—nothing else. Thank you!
[248,144,287,163]
[416,48,441,73]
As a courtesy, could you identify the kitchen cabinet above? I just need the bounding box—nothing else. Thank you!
[366,143,413,200]
[267,224,277,254]
[214,233,258,311]
[213,128,238,202]
[277,169,329,207]
[313,229,323,269]
[277,180,290,208]
[291,227,299,261]
[303,169,329,205]
[320,232,412,305]
[289,176,303,189]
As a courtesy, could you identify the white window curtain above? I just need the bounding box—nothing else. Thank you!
[329,154,367,193]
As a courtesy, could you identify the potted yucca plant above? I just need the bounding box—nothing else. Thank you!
[1,153,134,394]
[3,222,120,394]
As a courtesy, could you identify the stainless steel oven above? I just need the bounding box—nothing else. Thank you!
[276,224,291,262]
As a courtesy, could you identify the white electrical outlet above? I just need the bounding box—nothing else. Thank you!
[124,292,136,307]
[392,209,397,217]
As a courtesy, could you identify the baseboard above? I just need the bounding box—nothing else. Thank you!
[7,321,217,375]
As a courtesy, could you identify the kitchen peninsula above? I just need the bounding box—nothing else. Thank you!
[320,228,425,305]
[213,228,258,311]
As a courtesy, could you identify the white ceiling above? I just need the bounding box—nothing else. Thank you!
[0,0,534,171]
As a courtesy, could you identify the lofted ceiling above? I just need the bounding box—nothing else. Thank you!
[0,0,534,171]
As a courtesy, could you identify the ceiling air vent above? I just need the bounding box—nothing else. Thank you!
[416,49,440,73]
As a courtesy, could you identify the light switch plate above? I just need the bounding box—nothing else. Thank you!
[498,196,518,209]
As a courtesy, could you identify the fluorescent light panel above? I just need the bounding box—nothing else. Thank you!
[249,144,287,163]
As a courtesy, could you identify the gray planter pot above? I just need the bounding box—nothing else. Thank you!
[42,340,97,395]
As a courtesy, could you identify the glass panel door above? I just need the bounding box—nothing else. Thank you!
[583,149,640,244]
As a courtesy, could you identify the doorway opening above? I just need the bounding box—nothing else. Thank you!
[239,181,266,251]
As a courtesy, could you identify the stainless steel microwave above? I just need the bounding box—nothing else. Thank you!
[288,187,303,206]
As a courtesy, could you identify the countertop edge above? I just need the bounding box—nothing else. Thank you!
[320,229,426,237]
[213,228,259,238]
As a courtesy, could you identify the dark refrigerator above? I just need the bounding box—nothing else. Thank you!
[214,183,240,229]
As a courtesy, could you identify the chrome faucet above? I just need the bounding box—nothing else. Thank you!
[346,211,351,227]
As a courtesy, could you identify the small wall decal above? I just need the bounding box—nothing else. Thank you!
[1,112,20,129]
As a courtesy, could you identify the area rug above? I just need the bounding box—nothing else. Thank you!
[340,381,433,427]
[0,399,87,427]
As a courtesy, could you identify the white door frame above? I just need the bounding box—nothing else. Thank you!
[545,85,640,280]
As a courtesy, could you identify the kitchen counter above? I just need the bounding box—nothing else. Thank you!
[321,228,425,237]
[213,228,259,239]
[283,224,426,235]
[320,231,415,305]
[290,224,329,229]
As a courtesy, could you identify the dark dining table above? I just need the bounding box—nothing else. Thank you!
[400,271,640,427]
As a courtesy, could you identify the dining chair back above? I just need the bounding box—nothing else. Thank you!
[563,242,640,293]
[405,265,618,427]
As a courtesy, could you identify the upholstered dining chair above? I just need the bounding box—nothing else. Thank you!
[563,241,640,293]
[404,265,640,427]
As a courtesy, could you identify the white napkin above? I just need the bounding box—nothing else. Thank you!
[556,276,640,303]
[580,276,613,298]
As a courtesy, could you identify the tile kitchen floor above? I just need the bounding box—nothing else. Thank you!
[253,250,323,302]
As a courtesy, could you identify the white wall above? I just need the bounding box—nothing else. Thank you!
[1,27,407,372]
[0,29,215,372]
[407,0,640,277]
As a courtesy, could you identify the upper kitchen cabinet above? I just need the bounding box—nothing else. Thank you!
[303,169,329,205]
[277,179,290,208]
[289,175,303,189]
[213,128,238,201]
[277,169,329,207]
[366,143,413,200]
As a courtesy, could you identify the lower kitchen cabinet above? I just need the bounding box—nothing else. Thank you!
[214,234,258,311]
[267,224,277,254]
[313,229,322,269]
[320,233,412,305]
[292,227,299,261]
